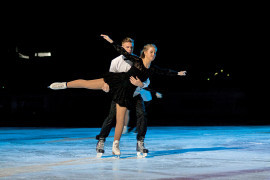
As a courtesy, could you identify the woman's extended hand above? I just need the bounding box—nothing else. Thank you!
[101,34,114,43]
[178,71,187,76]
[129,76,143,87]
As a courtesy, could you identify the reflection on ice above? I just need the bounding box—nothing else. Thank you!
[1,126,270,179]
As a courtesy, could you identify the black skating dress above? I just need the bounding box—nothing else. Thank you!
[103,42,179,109]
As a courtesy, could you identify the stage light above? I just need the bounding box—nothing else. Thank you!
[16,46,52,59]
[18,53,30,59]
[34,52,51,57]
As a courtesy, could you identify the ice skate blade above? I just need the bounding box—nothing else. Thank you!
[112,154,120,159]
[112,151,121,158]
[113,155,120,159]
[96,153,103,158]
[97,149,105,153]
[137,152,148,158]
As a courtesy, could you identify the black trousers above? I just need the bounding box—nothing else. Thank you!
[96,95,147,141]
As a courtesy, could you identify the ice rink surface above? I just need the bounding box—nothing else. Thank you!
[1,125,270,179]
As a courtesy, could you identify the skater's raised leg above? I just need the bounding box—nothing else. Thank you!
[49,78,105,90]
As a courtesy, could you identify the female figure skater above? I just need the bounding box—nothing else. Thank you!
[49,34,187,157]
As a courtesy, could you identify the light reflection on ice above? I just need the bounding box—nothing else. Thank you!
[1,126,270,179]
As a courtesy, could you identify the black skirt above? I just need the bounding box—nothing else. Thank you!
[103,72,137,109]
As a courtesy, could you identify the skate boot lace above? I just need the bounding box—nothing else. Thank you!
[137,141,146,151]
[54,83,65,88]
[113,141,120,154]
[97,139,104,149]
[113,141,119,149]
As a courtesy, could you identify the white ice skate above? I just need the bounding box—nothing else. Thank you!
[137,140,148,158]
[96,138,105,158]
[112,140,121,158]
[48,82,67,90]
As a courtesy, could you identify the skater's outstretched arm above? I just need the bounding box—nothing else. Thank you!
[101,34,141,63]
[101,34,187,77]
[151,65,187,77]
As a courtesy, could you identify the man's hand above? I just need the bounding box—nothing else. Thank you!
[129,76,143,87]
[102,83,110,93]
[155,92,163,98]
[101,34,114,43]
[178,71,187,76]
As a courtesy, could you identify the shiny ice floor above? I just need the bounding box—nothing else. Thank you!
[1,125,270,180]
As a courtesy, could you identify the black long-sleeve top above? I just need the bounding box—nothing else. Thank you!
[111,42,179,83]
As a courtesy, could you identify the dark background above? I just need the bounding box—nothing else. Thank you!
[0,3,267,127]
